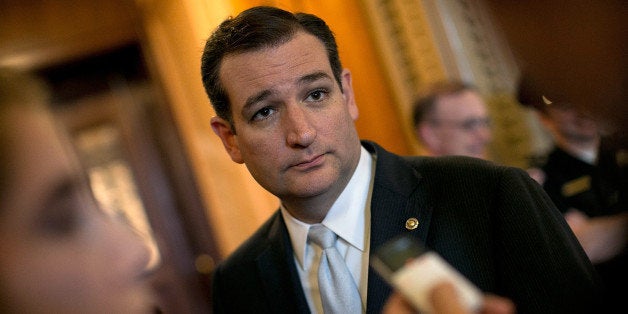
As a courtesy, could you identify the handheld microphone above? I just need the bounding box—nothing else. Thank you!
[371,234,482,313]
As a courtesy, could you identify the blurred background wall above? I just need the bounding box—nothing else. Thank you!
[485,0,627,139]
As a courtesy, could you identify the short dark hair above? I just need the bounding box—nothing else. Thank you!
[411,80,476,128]
[516,74,555,115]
[200,6,343,130]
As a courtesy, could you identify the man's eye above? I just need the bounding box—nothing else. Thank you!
[461,118,491,131]
[38,184,83,237]
[305,89,328,102]
[251,107,276,121]
[41,202,79,237]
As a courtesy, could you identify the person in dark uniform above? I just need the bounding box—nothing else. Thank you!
[518,83,627,312]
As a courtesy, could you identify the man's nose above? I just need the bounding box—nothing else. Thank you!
[470,118,492,142]
[284,104,316,148]
[477,125,492,142]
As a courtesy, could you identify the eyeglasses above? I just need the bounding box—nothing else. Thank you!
[427,117,492,131]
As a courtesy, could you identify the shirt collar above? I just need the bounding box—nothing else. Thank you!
[281,146,374,268]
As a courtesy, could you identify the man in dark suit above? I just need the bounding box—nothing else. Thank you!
[200,6,604,314]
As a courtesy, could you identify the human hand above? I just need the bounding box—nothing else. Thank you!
[525,167,546,185]
[565,209,628,263]
[382,282,515,314]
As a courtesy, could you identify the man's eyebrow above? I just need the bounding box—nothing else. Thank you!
[242,72,333,110]
[244,89,272,110]
[299,71,332,85]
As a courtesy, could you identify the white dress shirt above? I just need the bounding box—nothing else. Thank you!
[281,146,375,314]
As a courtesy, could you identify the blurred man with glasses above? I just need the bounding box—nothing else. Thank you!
[412,81,492,159]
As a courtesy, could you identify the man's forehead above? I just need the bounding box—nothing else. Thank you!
[220,31,328,71]
[437,92,486,113]
[218,32,333,100]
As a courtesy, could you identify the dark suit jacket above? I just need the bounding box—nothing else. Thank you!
[212,141,605,314]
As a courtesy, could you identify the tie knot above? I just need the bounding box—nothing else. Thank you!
[308,224,337,249]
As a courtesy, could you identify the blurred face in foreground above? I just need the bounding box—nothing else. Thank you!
[210,31,362,223]
[0,104,157,313]
[417,90,492,159]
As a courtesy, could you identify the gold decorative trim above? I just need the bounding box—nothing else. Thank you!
[361,0,536,166]
[361,0,448,154]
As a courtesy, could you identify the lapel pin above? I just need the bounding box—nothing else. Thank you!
[405,217,419,230]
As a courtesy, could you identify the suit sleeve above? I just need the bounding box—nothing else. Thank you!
[491,166,606,313]
[211,265,226,314]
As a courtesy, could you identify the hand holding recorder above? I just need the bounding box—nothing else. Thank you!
[372,234,514,314]
[383,284,514,314]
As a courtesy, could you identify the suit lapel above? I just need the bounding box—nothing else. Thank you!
[362,141,434,313]
[256,212,310,313]
[250,142,434,314]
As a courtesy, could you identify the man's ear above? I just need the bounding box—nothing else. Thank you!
[340,69,359,121]
[210,116,244,164]
[417,123,440,153]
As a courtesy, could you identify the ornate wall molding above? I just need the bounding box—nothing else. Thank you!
[361,0,449,154]
[361,0,543,166]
